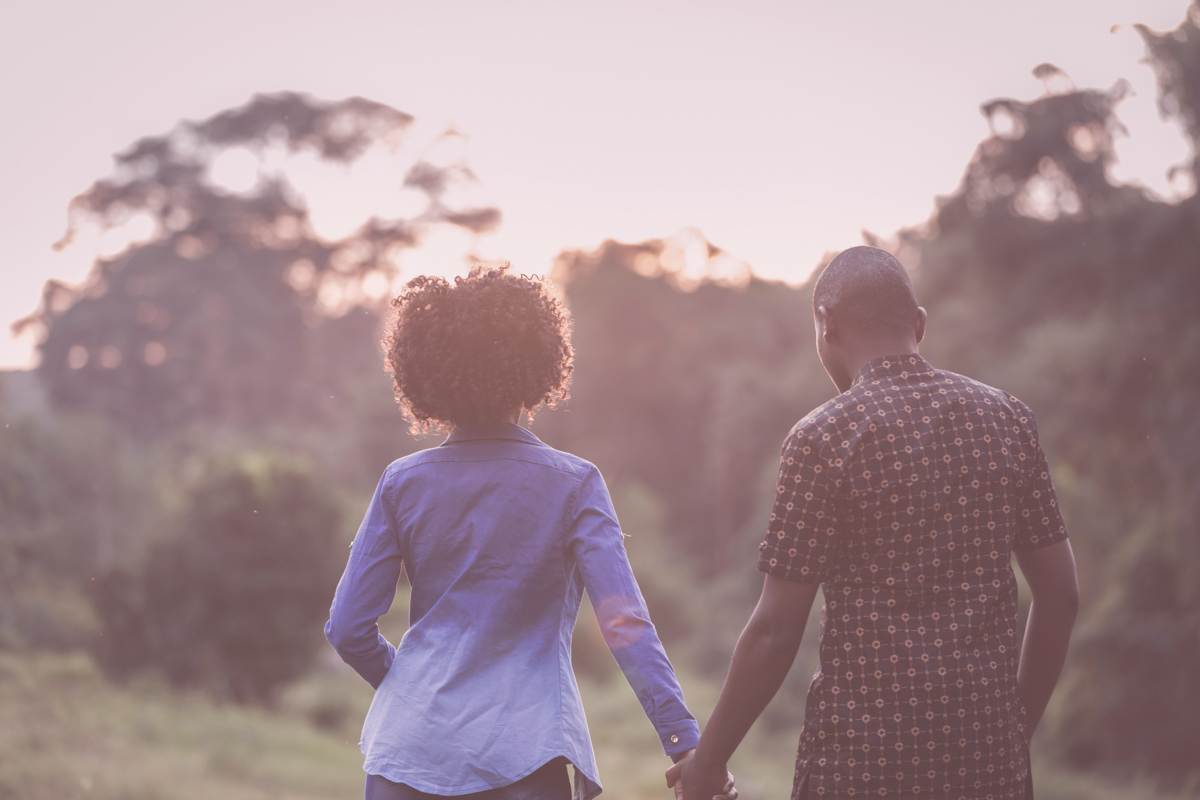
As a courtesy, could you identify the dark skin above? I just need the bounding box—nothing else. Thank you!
[668,304,1079,800]
[813,302,927,393]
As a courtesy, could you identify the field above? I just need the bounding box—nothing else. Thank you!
[0,646,1188,800]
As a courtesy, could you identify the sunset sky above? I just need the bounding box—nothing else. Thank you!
[1,0,1193,368]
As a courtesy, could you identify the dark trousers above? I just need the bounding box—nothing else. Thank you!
[365,758,571,800]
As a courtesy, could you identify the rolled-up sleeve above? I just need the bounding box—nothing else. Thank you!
[325,470,403,689]
[1013,415,1069,552]
[567,465,700,758]
[757,429,842,584]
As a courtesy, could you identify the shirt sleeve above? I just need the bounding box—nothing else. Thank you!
[567,465,700,759]
[1012,419,1069,551]
[325,470,403,688]
[757,428,842,584]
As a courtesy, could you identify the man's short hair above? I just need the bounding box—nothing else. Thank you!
[812,246,919,338]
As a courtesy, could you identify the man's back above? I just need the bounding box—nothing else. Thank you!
[758,354,1068,799]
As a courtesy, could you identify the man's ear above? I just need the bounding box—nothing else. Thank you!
[915,307,927,345]
[817,305,835,342]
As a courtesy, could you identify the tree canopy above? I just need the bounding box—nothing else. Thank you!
[18,92,498,437]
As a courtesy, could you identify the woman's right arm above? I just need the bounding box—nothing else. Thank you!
[325,471,404,689]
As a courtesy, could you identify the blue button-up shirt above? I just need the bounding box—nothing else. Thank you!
[325,422,700,799]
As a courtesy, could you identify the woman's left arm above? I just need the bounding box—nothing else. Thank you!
[325,470,404,689]
[567,466,701,760]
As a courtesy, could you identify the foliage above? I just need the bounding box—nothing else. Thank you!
[90,452,342,704]
[16,92,498,439]
[0,407,154,651]
[1138,2,1200,179]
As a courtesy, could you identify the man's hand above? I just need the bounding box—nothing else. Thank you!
[665,750,737,800]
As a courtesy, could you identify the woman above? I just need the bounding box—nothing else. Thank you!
[326,266,733,800]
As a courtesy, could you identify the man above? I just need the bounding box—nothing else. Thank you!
[669,246,1078,800]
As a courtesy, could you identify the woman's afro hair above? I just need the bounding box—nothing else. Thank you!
[382,264,573,432]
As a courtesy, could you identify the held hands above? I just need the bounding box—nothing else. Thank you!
[665,750,737,800]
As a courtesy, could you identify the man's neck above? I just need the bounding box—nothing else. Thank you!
[836,339,920,392]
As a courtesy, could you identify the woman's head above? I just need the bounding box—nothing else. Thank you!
[382,264,573,432]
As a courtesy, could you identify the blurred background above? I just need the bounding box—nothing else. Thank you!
[2,1,1198,799]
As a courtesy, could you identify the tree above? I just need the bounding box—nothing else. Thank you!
[16,92,499,438]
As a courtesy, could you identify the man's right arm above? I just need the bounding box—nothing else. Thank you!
[667,427,834,799]
[668,574,820,800]
[1013,539,1079,741]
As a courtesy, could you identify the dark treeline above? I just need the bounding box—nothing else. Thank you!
[2,1,1198,790]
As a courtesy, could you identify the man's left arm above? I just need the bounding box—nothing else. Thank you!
[1011,413,1077,741]
[1014,540,1078,740]
[667,574,820,800]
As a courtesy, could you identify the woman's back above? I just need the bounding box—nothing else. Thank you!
[329,422,698,800]
[399,427,587,639]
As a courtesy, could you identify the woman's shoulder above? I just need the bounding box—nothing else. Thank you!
[378,438,598,484]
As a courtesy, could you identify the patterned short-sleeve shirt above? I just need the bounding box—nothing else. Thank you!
[758,354,1068,800]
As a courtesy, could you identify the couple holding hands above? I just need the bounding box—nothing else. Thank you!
[326,246,1078,800]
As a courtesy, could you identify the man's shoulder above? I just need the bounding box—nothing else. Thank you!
[784,392,871,454]
[789,394,846,438]
[931,368,1035,419]
[785,366,1033,446]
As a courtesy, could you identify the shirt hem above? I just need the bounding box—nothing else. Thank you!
[363,752,603,799]
[756,558,825,585]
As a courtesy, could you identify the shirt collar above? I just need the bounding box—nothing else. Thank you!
[851,353,936,388]
[441,421,546,447]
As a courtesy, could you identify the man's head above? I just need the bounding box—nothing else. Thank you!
[811,246,926,391]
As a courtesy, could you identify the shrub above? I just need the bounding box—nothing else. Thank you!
[91,452,342,704]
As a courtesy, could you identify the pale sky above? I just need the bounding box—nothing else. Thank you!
[1,0,1194,368]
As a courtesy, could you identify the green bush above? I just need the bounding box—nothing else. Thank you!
[91,452,342,704]
[0,412,154,651]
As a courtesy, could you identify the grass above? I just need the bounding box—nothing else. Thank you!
[0,647,1192,800]
[0,651,365,800]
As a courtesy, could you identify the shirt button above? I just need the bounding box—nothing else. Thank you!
[670,735,679,743]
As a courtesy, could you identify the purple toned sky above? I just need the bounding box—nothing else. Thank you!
[1,0,1194,368]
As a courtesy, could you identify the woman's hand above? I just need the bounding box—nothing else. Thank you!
[666,750,737,800]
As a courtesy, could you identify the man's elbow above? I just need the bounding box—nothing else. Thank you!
[1018,540,1080,623]
[742,615,804,663]
[1036,580,1080,624]
[1062,582,1080,622]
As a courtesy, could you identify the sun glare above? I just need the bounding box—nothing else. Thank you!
[208,147,261,194]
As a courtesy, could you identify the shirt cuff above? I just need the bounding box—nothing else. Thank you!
[756,551,825,585]
[661,723,700,759]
